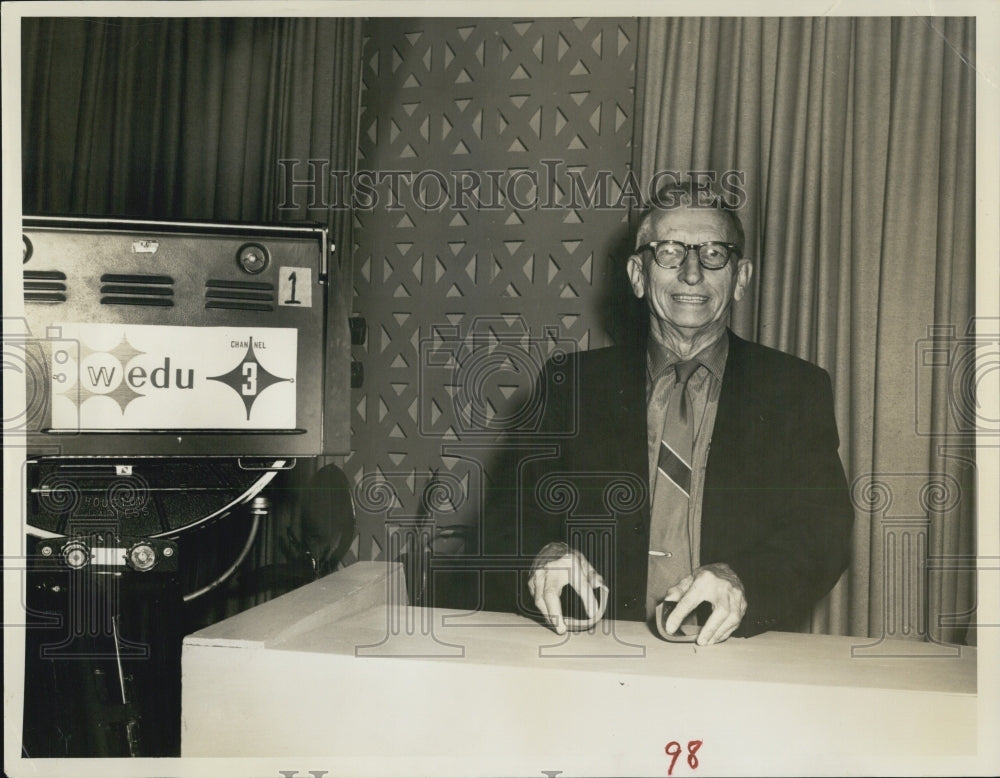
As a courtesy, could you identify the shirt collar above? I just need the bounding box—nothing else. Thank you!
[646,330,729,383]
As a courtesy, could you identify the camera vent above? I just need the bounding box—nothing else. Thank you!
[24,270,67,304]
[100,273,174,307]
[205,279,275,312]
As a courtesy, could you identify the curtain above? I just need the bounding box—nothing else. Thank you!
[22,17,361,225]
[632,17,976,642]
[21,16,364,619]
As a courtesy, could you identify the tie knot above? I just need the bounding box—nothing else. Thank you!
[673,360,699,386]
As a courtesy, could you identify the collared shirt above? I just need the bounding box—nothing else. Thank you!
[644,333,728,616]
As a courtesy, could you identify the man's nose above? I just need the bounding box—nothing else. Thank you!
[679,247,703,285]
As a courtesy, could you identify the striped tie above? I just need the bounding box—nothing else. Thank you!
[645,360,699,618]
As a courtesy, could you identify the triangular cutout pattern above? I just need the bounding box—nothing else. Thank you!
[529,108,541,137]
[618,26,631,55]
[615,104,628,132]
[548,256,563,282]
[350,18,638,523]
[591,30,603,56]
[589,105,601,133]
[558,32,570,61]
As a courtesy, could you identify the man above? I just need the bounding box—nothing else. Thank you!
[481,181,852,646]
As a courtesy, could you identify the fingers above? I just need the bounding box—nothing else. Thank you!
[695,586,745,646]
[662,566,747,645]
[568,562,600,620]
[663,589,698,636]
[542,575,567,634]
[528,547,604,634]
[529,566,567,634]
[691,567,747,646]
[663,574,693,604]
[661,575,695,635]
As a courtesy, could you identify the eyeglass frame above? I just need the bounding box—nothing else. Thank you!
[634,240,740,271]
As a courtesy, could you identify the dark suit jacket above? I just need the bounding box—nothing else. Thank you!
[477,329,853,638]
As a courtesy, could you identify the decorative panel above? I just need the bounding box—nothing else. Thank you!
[344,18,638,564]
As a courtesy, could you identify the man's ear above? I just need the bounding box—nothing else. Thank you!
[732,258,753,302]
[627,254,645,299]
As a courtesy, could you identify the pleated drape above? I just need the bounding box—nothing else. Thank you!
[22,17,361,226]
[632,17,976,642]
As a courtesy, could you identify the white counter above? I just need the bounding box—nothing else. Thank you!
[182,562,978,775]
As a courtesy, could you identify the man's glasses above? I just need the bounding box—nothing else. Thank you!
[636,240,738,270]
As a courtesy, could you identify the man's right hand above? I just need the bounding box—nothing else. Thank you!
[527,542,606,634]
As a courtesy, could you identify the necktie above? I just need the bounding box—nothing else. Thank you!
[645,360,699,618]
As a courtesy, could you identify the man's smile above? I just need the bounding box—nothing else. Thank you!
[671,294,709,303]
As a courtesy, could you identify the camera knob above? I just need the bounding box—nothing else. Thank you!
[127,542,157,572]
[236,243,269,274]
[62,541,91,570]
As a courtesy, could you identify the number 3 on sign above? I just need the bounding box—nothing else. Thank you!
[279,267,312,307]
[665,740,702,775]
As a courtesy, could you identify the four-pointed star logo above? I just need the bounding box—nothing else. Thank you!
[206,338,293,420]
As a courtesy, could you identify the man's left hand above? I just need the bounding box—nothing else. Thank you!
[662,563,747,646]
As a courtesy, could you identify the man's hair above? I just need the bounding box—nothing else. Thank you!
[639,179,745,258]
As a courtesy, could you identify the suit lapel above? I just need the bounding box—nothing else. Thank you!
[706,330,751,489]
[611,340,648,482]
